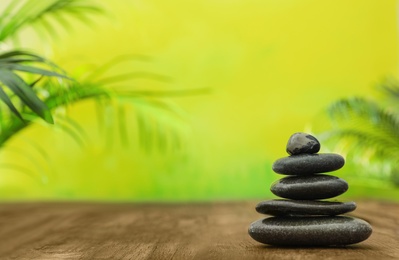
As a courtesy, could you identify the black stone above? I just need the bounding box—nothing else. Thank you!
[248,216,372,246]
[272,153,345,175]
[286,132,320,155]
[270,174,348,200]
[256,199,356,216]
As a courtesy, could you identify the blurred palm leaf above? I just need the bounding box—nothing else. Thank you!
[323,80,399,185]
[0,57,208,150]
[0,0,101,123]
[0,0,200,153]
[0,50,72,123]
[0,0,206,182]
[0,0,102,42]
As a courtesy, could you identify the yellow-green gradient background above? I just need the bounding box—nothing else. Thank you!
[0,0,398,201]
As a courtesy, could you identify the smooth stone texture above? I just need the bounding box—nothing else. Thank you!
[286,132,320,155]
[270,174,348,200]
[248,216,372,246]
[256,199,356,216]
[272,153,345,175]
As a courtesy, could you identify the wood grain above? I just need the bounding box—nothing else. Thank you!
[0,200,397,259]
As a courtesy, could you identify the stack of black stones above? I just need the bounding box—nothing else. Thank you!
[248,132,372,246]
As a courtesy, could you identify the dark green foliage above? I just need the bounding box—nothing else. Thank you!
[0,50,72,123]
[0,0,99,123]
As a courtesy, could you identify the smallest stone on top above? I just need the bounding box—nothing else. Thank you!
[286,132,320,155]
[274,132,345,175]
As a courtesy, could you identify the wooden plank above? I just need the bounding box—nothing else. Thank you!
[0,201,397,259]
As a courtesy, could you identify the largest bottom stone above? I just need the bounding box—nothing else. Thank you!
[248,216,372,246]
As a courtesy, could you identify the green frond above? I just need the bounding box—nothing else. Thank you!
[0,50,74,122]
[377,78,399,99]
[0,106,27,146]
[74,55,207,153]
[56,116,88,140]
[0,163,42,183]
[83,54,151,82]
[3,146,51,180]
[44,82,110,110]
[136,109,153,153]
[0,0,103,42]
[53,120,86,148]
[93,97,109,136]
[94,72,173,85]
[327,97,399,146]
[0,50,69,74]
[117,104,129,147]
[132,98,190,154]
[377,79,399,115]
[117,88,211,98]
[0,135,55,181]
[323,128,399,159]
[0,69,53,123]
[0,85,24,121]
[0,63,69,78]
[321,80,399,185]
[0,49,204,161]
[0,80,100,147]
[0,0,202,186]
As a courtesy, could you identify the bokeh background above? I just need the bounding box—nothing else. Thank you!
[1,0,399,201]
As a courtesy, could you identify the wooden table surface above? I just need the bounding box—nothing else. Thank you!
[0,200,397,259]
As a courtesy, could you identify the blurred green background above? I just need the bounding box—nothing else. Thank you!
[1,0,399,202]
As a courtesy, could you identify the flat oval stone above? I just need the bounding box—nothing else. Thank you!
[286,132,320,155]
[272,153,345,175]
[270,174,348,200]
[248,216,372,246]
[256,199,356,216]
